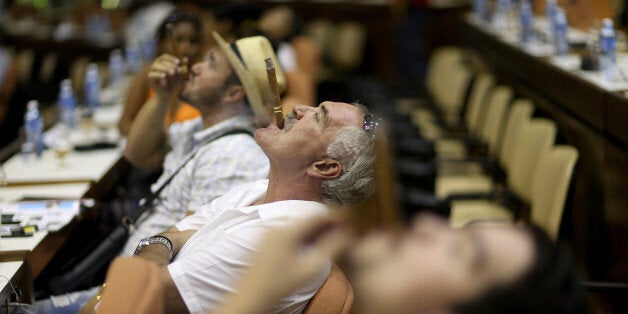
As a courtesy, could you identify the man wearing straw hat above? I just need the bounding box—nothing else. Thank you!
[68,32,378,314]
[120,33,289,256]
[114,33,380,313]
[35,33,291,313]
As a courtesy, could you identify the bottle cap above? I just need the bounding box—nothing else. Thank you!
[27,100,38,110]
[61,78,72,89]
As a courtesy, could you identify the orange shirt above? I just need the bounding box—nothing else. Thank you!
[147,88,201,125]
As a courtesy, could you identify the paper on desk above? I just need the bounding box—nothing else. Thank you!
[5,200,80,232]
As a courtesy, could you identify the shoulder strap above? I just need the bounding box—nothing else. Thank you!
[137,128,253,212]
[126,128,252,225]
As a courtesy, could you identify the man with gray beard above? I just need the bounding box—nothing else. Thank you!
[127,101,378,313]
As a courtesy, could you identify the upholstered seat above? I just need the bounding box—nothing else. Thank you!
[451,145,579,240]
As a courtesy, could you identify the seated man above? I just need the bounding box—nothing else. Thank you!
[128,100,377,313]
[120,32,288,255]
[35,34,286,313]
[218,215,588,314]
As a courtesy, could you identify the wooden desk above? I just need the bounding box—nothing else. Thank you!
[0,261,33,306]
[3,148,122,186]
[463,15,628,146]
[0,155,128,280]
[0,183,91,202]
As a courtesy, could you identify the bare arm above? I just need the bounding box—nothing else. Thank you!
[133,227,196,313]
[124,54,187,168]
[118,65,151,137]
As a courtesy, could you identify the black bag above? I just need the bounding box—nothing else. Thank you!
[47,199,143,294]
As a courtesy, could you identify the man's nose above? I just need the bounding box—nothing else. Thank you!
[293,105,310,119]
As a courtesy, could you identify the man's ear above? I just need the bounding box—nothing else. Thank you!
[222,85,245,103]
[307,158,342,179]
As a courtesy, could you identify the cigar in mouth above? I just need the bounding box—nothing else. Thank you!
[265,57,284,129]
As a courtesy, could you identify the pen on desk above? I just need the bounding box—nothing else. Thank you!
[0,225,37,237]
[265,57,284,129]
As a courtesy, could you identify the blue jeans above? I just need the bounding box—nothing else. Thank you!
[35,286,99,314]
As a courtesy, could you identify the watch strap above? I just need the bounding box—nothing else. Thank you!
[133,235,174,261]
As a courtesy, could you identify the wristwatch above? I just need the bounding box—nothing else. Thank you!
[133,235,174,261]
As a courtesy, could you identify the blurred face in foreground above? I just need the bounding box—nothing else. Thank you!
[349,215,535,314]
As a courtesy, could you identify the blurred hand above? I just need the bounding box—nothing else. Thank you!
[239,216,352,301]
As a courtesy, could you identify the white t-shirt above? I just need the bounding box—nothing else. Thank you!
[168,180,330,314]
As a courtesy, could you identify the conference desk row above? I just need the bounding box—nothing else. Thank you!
[461,15,628,284]
[0,149,127,305]
[0,98,128,306]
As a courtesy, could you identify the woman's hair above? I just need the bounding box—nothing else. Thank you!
[155,9,202,42]
[455,224,589,314]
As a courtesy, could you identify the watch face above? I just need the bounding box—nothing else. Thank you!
[133,239,149,255]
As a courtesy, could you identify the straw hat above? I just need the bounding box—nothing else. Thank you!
[212,31,286,126]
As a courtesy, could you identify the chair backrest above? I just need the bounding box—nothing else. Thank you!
[498,98,534,172]
[303,264,354,314]
[437,62,474,127]
[478,85,513,156]
[425,46,465,97]
[531,145,579,240]
[97,257,163,314]
[329,22,367,71]
[508,118,556,202]
[464,72,495,136]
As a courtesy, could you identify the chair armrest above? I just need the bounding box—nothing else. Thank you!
[445,192,494,202]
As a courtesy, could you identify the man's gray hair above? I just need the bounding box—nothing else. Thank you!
[320,124,375,205]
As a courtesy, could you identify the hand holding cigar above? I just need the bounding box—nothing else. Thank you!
[265,57,284,128]
[166,23,189,76]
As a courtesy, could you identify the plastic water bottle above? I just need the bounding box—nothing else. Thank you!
[23,100,43,160]
[84,63,101,117]
[520,0,534,44]
[492,0,510,29]
[108,49,125,87]
[546,0,558,40]
[125,38,144,74]
[553,9,569,55]
[108,49,125,89]
[473,0,488,21]
[58,79,77,128]
[599,18,616,71]
[142,37,158,62]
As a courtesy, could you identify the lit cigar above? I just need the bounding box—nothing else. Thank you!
[166,23,189,76]
[265,57,284,128]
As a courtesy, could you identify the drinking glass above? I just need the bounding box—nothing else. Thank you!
[50,127,74,168]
